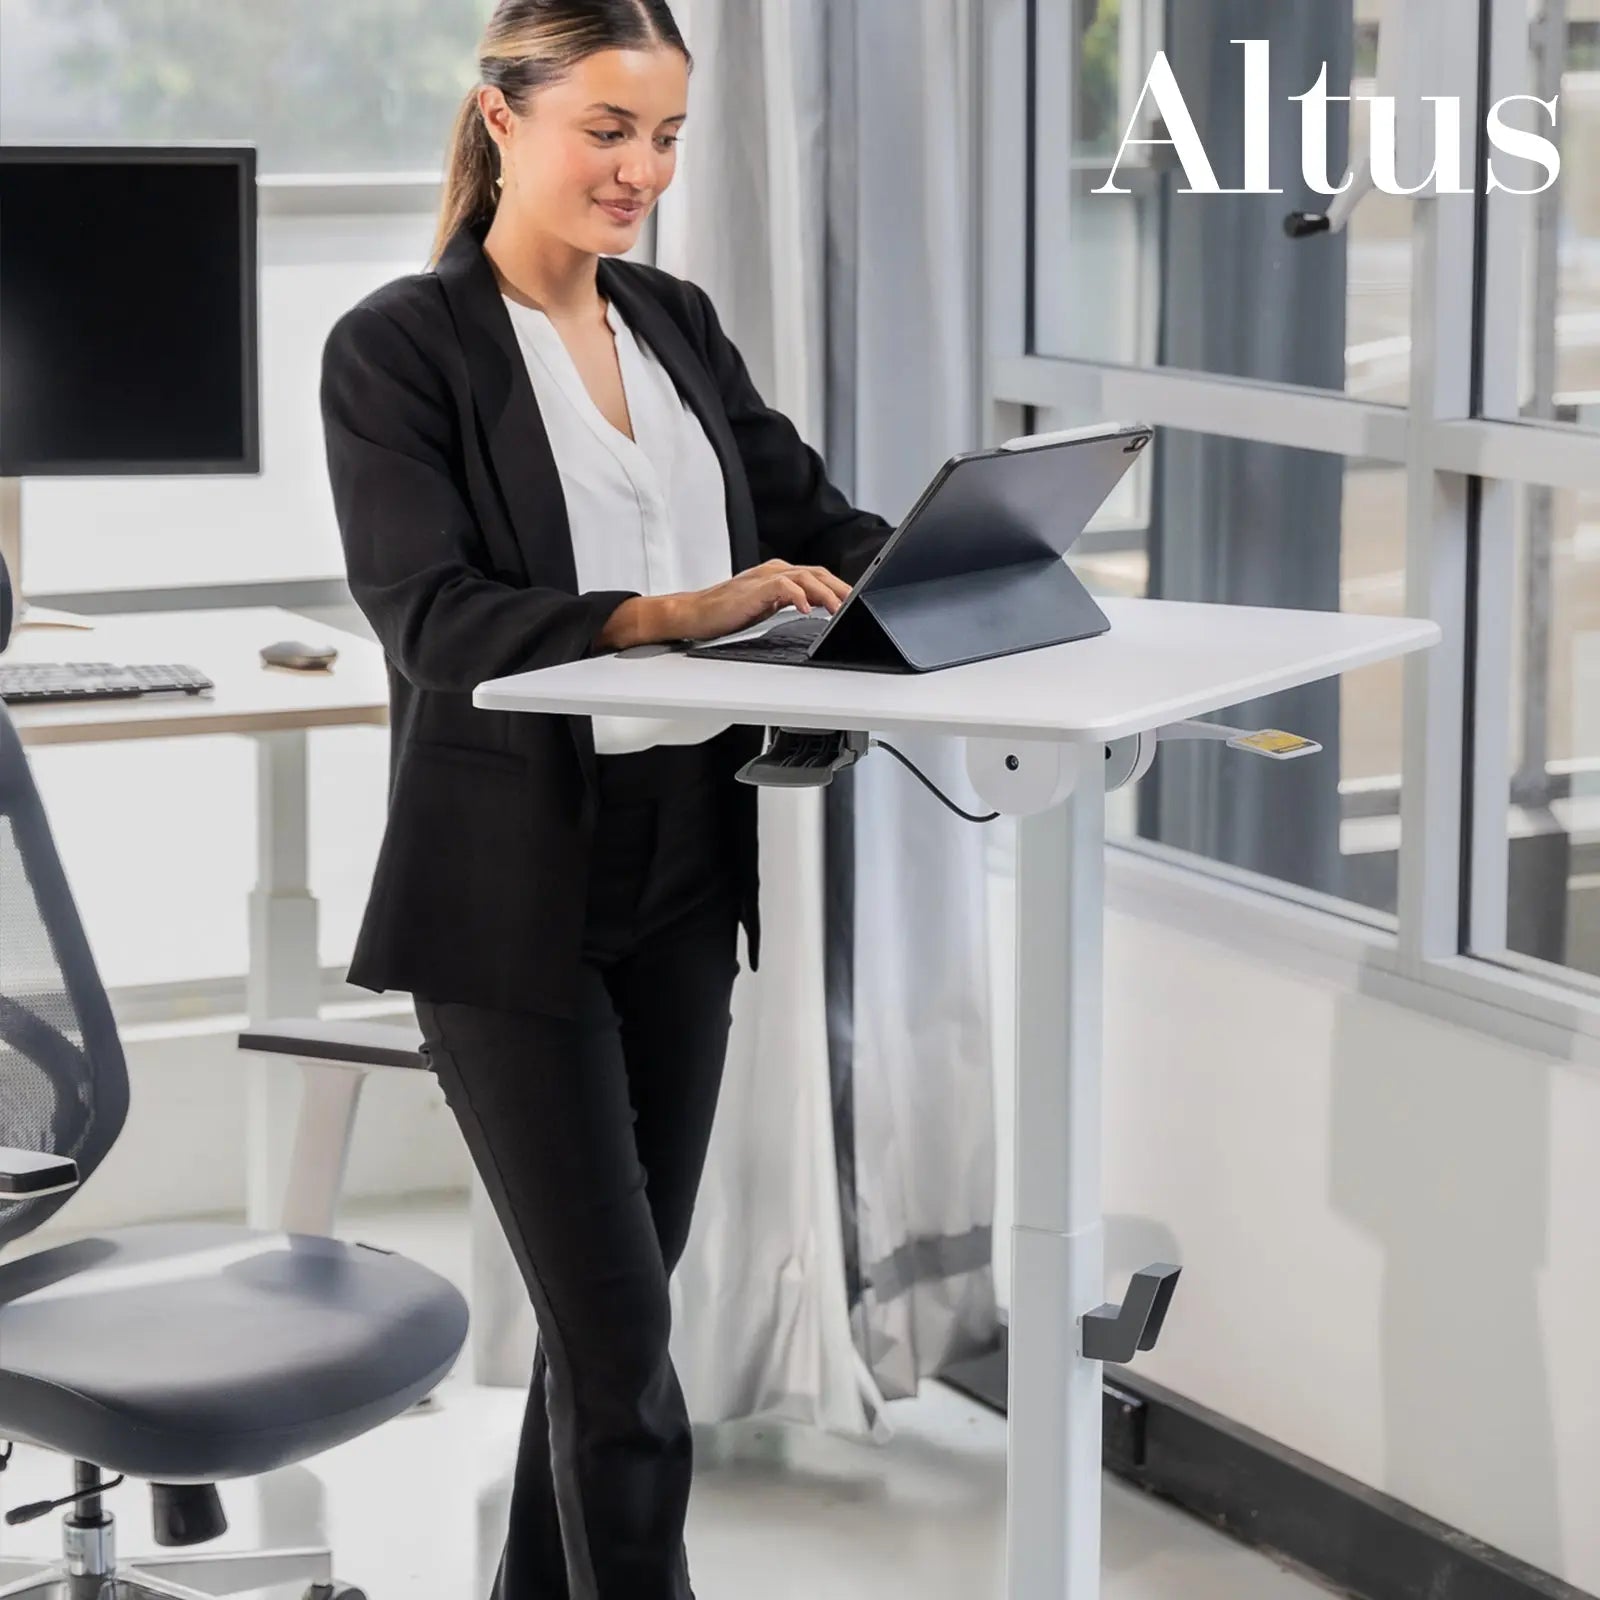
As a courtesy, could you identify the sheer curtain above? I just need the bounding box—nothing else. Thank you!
[658,0,999,1433]
[471,0,999,1439]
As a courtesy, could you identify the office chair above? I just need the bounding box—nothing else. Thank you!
[0,577,468,1597]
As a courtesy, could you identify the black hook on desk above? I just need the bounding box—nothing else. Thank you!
[735,727,867,788]
[1081,1263,1182,1365]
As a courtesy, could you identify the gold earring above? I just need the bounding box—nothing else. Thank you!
[495,174,505,189]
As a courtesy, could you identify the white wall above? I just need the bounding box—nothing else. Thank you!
[29,1018,470,1242]
[29,721,386,995]
[990,868,1600,1593]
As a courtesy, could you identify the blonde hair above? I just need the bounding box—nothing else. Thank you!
[432,0,691,266]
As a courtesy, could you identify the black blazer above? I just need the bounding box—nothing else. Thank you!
[320,220,894,1018]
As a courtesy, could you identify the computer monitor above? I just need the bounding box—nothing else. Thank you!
[0,145,259,611]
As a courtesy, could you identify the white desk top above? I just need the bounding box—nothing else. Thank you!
[5,607,389,747]
[475,598,1440,743]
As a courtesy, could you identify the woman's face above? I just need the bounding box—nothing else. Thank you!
[482,46,688,254]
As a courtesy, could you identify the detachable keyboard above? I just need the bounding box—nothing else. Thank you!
[0,662,215,705]
[683,615,829,664]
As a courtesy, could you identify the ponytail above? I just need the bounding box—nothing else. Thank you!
[432,88,501,267]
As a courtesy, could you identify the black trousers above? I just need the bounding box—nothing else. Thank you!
[414,737,742,1600]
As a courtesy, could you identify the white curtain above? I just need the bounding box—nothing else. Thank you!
[470,0,998,1441]
[825,0,998,1408]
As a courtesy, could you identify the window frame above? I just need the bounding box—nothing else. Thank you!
[257,172,442,217]
[983,0,1600,1044]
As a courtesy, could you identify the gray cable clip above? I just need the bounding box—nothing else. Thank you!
[735,727,869,787]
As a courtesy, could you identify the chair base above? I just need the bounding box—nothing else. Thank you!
[0,1527,339,1597]
[0,1570,330,1598]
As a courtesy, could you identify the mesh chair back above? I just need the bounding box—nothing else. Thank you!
[0,703,128,1249]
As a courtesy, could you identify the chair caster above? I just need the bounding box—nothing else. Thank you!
[305,1585,367,1600]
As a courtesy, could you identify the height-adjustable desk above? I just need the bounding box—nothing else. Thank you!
[475,595,1439,1598]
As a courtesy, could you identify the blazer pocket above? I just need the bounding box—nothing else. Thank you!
[376,735,585,971]
[406,739,528,776]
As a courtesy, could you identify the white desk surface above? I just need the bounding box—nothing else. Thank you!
[476,598,1440,743]
[4,607,389,746]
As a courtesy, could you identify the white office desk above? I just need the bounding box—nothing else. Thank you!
[6,607,387,750]
[5,606,390,1226]
[477,595,1439,1598]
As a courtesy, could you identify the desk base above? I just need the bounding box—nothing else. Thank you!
[1006,764,1108,1598]
[1008,1222,1106,1595]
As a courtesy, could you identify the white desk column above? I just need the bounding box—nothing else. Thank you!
[1007,749,1105,1599]
[247,729,320,1021]
[247,727,322,1228]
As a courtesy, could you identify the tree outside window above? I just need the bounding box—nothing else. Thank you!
[0,0,484,174]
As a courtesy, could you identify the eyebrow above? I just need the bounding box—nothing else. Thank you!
[585,101,688,124]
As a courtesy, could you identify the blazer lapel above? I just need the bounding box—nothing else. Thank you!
[597,255,762,577]
[434,223,579,592]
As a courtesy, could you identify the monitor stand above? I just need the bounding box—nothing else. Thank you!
[0,480,96,634]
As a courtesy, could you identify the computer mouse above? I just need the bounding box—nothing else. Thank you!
[260,639,338,671]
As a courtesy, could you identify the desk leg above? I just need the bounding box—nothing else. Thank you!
[1007,755,1105,1599]
[246,729,322,1229]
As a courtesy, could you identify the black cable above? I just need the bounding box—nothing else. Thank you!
[869,738,1000,823]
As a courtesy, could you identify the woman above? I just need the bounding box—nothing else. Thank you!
[319,2,892,1596]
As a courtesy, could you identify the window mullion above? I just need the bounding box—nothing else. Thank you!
[1398,179,1481,974]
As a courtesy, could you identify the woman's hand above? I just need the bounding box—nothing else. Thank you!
[666,559,852,642]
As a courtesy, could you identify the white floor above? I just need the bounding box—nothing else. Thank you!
[0,1195,1334,1600]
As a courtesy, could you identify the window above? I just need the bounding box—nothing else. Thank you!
[1055,413,1406,915]
[1035,0,1413,404]
[1496,478,1600,978]
[0,0,480,175]
[1490,12,1600,430]
[992,0,1600,1003]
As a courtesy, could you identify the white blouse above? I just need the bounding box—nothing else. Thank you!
[502,292,734,755]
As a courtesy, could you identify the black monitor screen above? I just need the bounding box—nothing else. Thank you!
[0,147,258,476]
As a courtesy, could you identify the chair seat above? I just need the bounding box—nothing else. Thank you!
[0,1222,468,1482]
